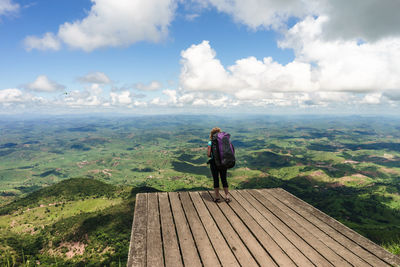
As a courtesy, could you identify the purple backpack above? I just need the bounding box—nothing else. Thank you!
[212,132,235,169]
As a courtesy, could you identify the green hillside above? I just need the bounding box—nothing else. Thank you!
[1,115,400,264]
[0,178,137,266]
[0,178,117,216]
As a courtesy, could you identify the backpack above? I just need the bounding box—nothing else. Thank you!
[211,132,235,170]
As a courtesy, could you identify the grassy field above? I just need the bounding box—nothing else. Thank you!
[1,115,400,265]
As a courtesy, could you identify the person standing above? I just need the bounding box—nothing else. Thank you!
[207,127,231,203]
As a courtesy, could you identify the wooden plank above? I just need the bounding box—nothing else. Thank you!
[238,190,334,267]
[179,192,220,266]
[189,192,240,267]
[268,188,389,267]
[169,192,202,267]
[224,190,294,266]
[158,192,183,267]
[127,193,147,267]
[214,191,278,267]
[275,188,400,267]
[260,189,369,267]
[146,193,163,267]
[200,191,259,266]
[250,189,352,267]
[230,190,314,267]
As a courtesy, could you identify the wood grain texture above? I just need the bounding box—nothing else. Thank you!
[146,193,163,267]
[180,191,220,266]
[201,191,259,266]
[169,192,202,267]
[128,189,400,267]
[230,190,311,267]
[127,193,147,267]
[158,192,183,267]
[275,188,400,267]
[189,191,240,267]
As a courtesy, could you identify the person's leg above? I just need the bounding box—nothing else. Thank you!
[214,187,220,201]
[220,169,230,201]
[210,161,220,200]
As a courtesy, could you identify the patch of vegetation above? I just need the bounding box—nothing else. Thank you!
[245,151,295,169]
[177,153,207,164]
[14,185,42,194]
[0,178,117,215]
[70,144,91,151]
[1,114,400,264]
[67,126,97,132]
[131,167,154,172]
[0,178,161,266]
[172,161,209,176]
[0,143,18,149]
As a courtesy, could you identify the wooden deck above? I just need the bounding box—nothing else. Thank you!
[127,188,400,266]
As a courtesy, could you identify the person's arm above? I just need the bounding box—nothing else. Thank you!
[207,145,212,157]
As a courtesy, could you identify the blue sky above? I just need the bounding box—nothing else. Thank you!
[1,0,400,114]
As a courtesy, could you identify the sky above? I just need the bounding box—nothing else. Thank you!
[1,0,400,115]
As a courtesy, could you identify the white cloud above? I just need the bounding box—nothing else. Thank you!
[279,16,400,92]
[0,88,23,103]
[0,0,19,16]
[185,13,200,21]
[135,81,162,91]
[180,40,317,98]
[181,34,400,96]
[78,72,111,84]
[24,33,61,51]
[64,90,102,107]
[147,89,240,108]
[179,37,400,110]
[25,0,177,52]
[196,0,314,30]
[361,93,382,104]
[180,41,234,92]
[198,0,400,41]
[110,90,132,105]
[163,89,178,105]
[25,75,65,92]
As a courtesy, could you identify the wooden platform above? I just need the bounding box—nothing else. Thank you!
[127,188,400,266]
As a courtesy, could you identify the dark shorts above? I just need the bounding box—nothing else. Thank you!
[210,159,228,188]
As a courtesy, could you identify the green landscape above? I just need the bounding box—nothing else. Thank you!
[1,114,400,265]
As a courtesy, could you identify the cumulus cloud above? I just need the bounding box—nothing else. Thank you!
[0,88,24,103]
[25,75,65,92]
[78,72,111,84]
[24,33,61,51]
[0,0,19,16]
[279,16,400,92]
[64,87,103,107]
[25,0,177,52]
[196,0,314,30]
[110,90,132,105]
[180,40,317,98]
[181,33,400,98]
[180,41,234,92]
[360,93,382,104]
[148,89,239,108]
[134,81,162,91]
[198,0,400,41]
